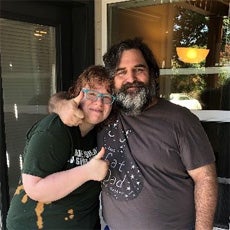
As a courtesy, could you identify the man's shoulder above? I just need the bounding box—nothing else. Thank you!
[155,98,197,117]
[39,113,63,127]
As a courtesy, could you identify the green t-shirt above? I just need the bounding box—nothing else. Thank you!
[6,114,101,230]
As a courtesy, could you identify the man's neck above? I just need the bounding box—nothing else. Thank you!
[144,96,158,111]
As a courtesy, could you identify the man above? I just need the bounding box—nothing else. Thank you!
[50,38,218,230]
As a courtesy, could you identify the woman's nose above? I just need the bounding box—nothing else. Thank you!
[95,97,104,105]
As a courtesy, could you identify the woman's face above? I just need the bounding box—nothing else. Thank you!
[80,83,113,125]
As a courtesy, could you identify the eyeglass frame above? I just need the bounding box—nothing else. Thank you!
[82,88,116,105]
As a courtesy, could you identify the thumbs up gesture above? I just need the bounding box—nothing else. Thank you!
[87,147,109,181]
[57,91,85,127]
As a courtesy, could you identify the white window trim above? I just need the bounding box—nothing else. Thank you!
[94,0,129,64]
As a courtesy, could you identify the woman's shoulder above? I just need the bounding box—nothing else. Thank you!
[27,113,70,138]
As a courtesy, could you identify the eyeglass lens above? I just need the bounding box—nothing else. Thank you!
[83,90,114,104]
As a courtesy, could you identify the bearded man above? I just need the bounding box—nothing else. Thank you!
[49,38,218,230]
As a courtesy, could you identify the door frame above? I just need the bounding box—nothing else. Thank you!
[94,0,128,64]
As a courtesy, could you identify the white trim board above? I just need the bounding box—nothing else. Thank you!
[192,110,230,123]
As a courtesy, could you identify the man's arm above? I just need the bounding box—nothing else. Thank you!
[188,163,218,230]
[48,91,69,114]
[48,91,84,126]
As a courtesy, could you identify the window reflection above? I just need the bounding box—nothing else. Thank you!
[108,0,230,112]
[0,18,56,202]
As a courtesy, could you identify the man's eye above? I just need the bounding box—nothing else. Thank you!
[116,70,126,76]
[135,67,145,73]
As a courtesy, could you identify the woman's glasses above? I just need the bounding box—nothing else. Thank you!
[82,88,115,105]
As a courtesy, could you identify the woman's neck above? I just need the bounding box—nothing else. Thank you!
[79,122,94,137]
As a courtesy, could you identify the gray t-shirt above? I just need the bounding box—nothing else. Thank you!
[98,98,215,230]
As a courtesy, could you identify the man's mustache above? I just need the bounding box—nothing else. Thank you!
[119,81,146,92]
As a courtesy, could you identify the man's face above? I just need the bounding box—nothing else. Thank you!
[113,49,156,115]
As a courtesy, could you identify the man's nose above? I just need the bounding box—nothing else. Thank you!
[125,70,137,83]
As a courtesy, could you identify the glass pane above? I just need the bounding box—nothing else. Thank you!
[108,0,230,112]
[0,18,56,204]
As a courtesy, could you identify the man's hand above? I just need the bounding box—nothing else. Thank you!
[56,91,85,126]
[87,147,109,181]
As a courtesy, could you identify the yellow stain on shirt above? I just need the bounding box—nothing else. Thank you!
[35,201,51,229]
[14,184,28,204]
[14,184,38,205]
[34,201,51,229]
[21,194,28,203]
[14,185,24,195]
[64,209,74,221]
[35,202,45,229]
[13,182,53,229]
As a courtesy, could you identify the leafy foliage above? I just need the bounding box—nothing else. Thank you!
[170,6,229,97]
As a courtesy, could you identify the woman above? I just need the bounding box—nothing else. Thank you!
[6,65,115,230]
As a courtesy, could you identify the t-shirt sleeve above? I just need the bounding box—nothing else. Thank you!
[177,110,216,170]
[22,130,71,178]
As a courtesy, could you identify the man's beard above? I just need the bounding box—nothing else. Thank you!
[115,80,156,116]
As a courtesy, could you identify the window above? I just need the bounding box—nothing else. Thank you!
[0,18,56,225]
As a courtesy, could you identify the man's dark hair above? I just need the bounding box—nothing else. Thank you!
[103,37,160,89]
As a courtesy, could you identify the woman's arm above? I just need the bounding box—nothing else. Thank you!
[22,147,108,203]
